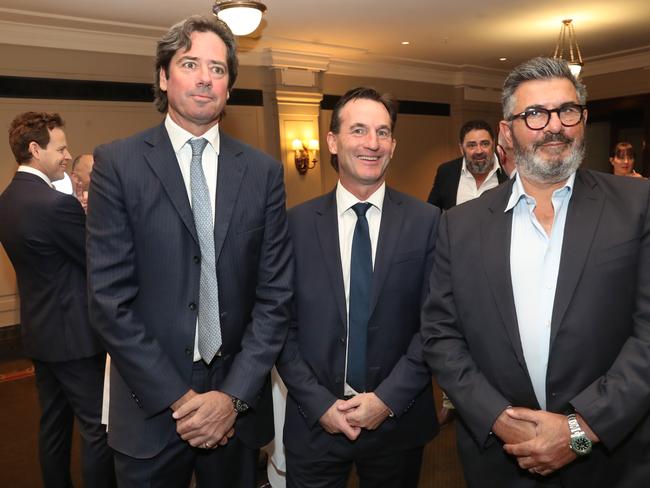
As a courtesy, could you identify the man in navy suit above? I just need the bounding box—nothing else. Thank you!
[86,16,293,487]
[0,111,113,488]
[277,87,440,487]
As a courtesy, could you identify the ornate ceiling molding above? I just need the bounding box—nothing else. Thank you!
[1,17,648,91]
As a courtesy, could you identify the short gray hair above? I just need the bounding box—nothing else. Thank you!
[501,57,587,119]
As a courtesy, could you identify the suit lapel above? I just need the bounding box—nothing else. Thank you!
[481,181,527,367]
[369,188,403,315]
[315,191,348,328]
[214,132,246,262]
[143,124,198,244]
[550,170,604,346]
[450,158,462,207]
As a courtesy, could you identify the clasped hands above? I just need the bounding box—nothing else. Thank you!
[171,388,236,450]
[493,407,597,477]
[319,392,391,441]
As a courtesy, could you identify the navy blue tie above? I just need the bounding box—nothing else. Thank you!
[347,202,373,392]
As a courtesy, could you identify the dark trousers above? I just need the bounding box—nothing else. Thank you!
[286,439,424,488]
[33,353,115,488]
[113,358,259,488]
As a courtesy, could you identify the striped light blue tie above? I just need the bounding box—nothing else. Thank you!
[189,138,222,363]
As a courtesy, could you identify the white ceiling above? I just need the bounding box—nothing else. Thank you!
[1,0,649,84]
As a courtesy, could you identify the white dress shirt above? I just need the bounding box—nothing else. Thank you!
[507,172,575,410]
[336,181,384,395]
[164,115,220,361]
[53,172,74,194]
[456,154,501,205]
[18,165,53,187]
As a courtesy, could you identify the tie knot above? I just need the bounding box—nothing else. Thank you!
[188,138,208,159]
[351,202,372,217]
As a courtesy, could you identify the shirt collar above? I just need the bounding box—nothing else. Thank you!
[164,114,220,155]
[17,165,52,186]
[505,171,576,212]
[461,154,500,179]
[336,181,385,217]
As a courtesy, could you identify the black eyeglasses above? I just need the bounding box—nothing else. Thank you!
[507,104,586,130]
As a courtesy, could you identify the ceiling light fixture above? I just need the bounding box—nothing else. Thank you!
[212,0,267,36]
[401,41,410,45]
[553,19,584,77]
[499,57,507,61]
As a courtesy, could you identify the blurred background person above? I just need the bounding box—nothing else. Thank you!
[71,153,94,212]
[427,119,507,210]
[71,153,94,192]
[609,141,644,178]
[0,111,114,488]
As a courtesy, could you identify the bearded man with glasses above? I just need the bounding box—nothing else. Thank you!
[421,57,650,487]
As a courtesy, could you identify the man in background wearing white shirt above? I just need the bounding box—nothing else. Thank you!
[0,111,113,488]
[427,119,508,210]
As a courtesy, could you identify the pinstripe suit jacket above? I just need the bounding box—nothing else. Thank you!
[86,123,293,458]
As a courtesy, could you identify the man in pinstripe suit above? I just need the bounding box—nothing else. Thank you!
[86,15,292,487]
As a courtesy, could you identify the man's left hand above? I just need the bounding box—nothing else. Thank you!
[502,408,577,476]
[338,393,391,430]
[172,390,237,448]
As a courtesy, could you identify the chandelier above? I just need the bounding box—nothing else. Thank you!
[553,19,584,77]
[213,1,267,36]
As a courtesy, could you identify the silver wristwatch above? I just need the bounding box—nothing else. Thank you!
[567,413,592,456]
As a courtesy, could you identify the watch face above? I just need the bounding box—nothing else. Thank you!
[232,398,249,413]
[570,436,592,456]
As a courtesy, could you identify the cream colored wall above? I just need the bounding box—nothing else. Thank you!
[584,68,650,100]
[389,113,455,201]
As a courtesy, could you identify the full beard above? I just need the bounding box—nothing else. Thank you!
[513,132,585,185]
[465,155,492,175]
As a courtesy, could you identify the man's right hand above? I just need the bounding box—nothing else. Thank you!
[492,407,537,444]
[319,400,361,441]
[171,388,199,413]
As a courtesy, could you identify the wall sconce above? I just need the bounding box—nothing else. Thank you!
[292,139,319,175]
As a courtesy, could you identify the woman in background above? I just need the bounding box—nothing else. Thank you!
[610,141,644,178]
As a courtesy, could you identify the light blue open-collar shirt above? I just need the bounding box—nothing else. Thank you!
[506,171,575,410]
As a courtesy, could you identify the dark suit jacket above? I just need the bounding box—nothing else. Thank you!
[422,169,650,487]
[0,171,101,361]
[277,186,440,455]
[427,157,508,210]
[86,123,293,458]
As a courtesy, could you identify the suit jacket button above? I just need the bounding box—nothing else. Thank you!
[193,255,200,264]
[188,302,196,310]
[185,348,192,356]
[339,336,345,344]
[334,375,342,384]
